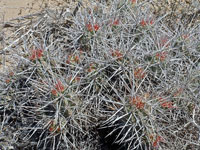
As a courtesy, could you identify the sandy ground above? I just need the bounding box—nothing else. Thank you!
[0,0,69,22]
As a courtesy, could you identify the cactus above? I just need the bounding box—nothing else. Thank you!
[0,0,199,149]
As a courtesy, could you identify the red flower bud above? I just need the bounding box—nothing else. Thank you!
[55,80,65,92]
[30,49,43,61]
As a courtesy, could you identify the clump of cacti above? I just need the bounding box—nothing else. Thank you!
[0,0,200,149]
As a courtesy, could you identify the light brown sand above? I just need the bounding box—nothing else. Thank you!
[0,0,67,22]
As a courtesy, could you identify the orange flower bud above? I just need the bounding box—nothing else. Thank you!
[75,77,81,82]
[112,19,119,26]
[111,50,123,60]
[56,127,61,133]
[182,34,189,40]
[49,120,54,132]
[130,96,145,109]
[149,19,154,25]
[88,63,96,72]
[155,51,167,62]
[134,68,145,79]
[161,101,174,108]
[140,19,153,26]
[153,136,162,147]
[36,49,43,58]
[55,80,65,92]
[74,55,79,63]
[9,72,14,77]
[136,101,145,109]
[86,23,100,32]
[140,19,147,26]
[66,54,80,64]
[86,23,93,32]
[49,126,54,132]
[51,89,57,96]
[130,96,141,105]
[158,97,175,109]
[94,24,100,31]
[5,79,10,84]
[30,49,43,61]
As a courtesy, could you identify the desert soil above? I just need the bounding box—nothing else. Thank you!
[0,0,67,22]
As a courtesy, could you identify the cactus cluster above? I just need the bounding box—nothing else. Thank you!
[0,0,200,150]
